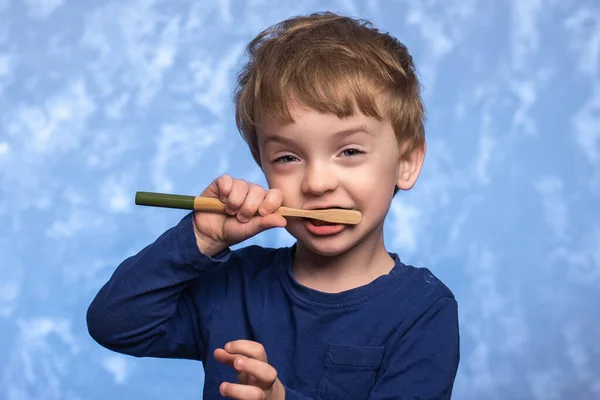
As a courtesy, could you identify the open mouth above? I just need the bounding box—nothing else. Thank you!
[305,206,356,226]
[309,219,337,226]
[308,206,354,211]
[304,218,347,236]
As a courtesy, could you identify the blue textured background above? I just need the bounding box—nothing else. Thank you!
[1,0,599,399]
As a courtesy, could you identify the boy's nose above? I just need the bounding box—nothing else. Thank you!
[301,162,339,195]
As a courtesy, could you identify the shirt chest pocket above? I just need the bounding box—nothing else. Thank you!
[318,344,385,400]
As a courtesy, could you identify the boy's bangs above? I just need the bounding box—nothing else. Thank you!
[254,62,386,126]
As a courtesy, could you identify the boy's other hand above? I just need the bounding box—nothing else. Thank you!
[214,340,285,400]
[193,175,287,256]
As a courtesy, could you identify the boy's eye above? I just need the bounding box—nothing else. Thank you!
[274,155,298,163]
[340,148,364,157]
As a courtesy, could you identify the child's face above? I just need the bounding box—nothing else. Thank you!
[256,102,416,257]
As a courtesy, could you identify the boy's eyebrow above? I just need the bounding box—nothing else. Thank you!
[262,125,372,146]
[332,125,372,138]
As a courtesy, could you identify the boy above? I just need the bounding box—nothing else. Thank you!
[87,11,460,400]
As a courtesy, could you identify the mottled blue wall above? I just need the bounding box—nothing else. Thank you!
[1,0,598,399]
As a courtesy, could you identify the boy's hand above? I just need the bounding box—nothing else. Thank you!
[214,340,285,400]
[193,175,287,256]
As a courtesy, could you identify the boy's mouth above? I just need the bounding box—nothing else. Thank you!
[302,205,358,230]
[309,219,336,226]
[304,218,347,236]
[305,206,355,211]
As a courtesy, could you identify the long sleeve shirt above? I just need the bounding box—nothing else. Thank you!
[87,213,460,399]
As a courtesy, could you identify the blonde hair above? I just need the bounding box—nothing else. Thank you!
[234,11,425,167]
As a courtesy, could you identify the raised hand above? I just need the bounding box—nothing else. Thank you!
[193,175,287,256]
[214,340,285,400]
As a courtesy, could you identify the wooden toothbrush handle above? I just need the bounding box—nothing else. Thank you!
[135,192,362,225]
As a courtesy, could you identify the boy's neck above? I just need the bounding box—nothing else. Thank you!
[291,229,395,294]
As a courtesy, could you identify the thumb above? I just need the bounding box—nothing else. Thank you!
[246,214,287,237]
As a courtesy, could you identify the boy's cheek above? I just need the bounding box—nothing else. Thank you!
[265,178,297,203]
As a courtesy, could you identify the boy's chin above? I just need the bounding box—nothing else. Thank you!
[288,231,358,258]
[300,243,349,258]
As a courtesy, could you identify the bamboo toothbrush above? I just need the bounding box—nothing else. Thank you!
[135,191,362,225]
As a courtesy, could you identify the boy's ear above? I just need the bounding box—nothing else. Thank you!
[396,142,426,191]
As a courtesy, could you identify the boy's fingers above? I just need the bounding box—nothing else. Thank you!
[216,174,234,200]
[214,350,254,385]
[220,382,266,400]
[261,214,287,229]
[203,174,233,200]
[233,357,278,391]
[214,348,237,367]
[225,340,269,362]
[237,184,265,223]
[258,189,283,216]
[225,180,249,215]
[240,214,286,238]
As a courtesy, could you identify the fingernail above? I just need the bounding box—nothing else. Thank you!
[225,342,231,351]
[235,358,243,367]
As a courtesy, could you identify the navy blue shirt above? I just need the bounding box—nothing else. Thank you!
[87,213,459,399]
